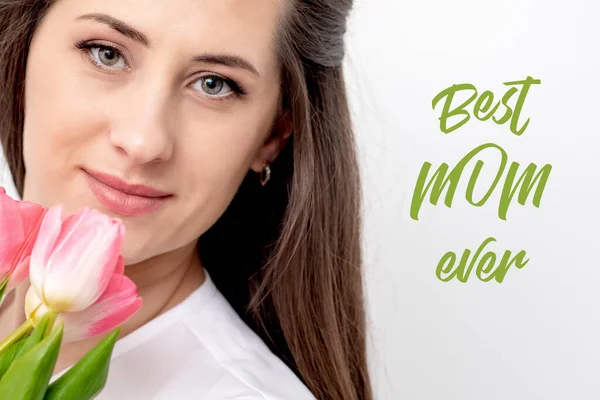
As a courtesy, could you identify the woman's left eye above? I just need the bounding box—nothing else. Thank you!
[190,75,234,97]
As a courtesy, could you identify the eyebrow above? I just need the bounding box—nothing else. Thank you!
[76,13,261,78]
[192,54,260,77]
[77,13,150,46]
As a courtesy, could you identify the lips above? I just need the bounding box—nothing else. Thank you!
[83,168,172,217]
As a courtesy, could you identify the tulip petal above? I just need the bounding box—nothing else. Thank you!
[77,298,142,342]
[11,211,42,287]
[14,203,46,263]
[0,189,24,233]
[39,209,125,312]
[0,197,44,293]
[6,256,30,293]
[113,255,125,278]
[46,210,89,274]
[16,201,45,235]
[29,206,63,300]
[58,275,141,342]
[0,192,27,272]
[25,286,48,326]
[51,209,121,270]
[5,209,46,295]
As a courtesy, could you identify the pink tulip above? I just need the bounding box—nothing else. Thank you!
[29,206,126,313]
[25,268,142,342]
[0,187,46,293]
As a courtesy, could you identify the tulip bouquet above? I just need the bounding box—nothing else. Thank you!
[0,188,142,399]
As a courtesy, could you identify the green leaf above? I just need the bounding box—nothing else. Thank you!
[44,328,121,400]
[14,313,52,361]
[0,276,8,305]
[0,335,27,379]
[0,323,63,400]
[0,312,53,379]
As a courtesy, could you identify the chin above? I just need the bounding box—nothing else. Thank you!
[119,236,150,266]
[121,249,151,267]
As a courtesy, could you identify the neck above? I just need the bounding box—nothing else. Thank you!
[0,242,206,376]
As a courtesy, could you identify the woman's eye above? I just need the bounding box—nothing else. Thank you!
[90,46,127,69]
[191,76,233,97]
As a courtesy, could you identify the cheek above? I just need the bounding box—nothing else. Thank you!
[169,127,259,240]
[22,41,105,206]
[178,89,278,187]
[24,52,104,142]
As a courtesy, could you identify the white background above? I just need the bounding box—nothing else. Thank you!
[2,1,599,399]
[345,0,600,399]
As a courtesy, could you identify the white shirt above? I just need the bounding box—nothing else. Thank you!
[53,270,315,400]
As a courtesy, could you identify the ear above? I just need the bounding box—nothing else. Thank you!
[250,114,292,173]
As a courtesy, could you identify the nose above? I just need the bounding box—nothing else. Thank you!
[108,79,174,165]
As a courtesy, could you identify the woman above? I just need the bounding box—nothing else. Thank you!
[0,0,372,399]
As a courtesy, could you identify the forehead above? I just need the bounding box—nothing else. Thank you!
[46,0,285,74]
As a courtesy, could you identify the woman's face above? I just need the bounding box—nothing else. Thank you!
[22,0,289,264]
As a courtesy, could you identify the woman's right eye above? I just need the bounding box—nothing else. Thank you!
[77,42,128,70]
[90,45,127,69]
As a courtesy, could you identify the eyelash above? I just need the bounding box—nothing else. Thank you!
[74,40,247,101]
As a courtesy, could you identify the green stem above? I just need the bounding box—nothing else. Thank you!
[0,319,33,354]
[44,310,58,337]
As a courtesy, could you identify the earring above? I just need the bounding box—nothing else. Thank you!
[260,162,271,186]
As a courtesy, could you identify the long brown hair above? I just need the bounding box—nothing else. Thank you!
[0,1,372,399]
